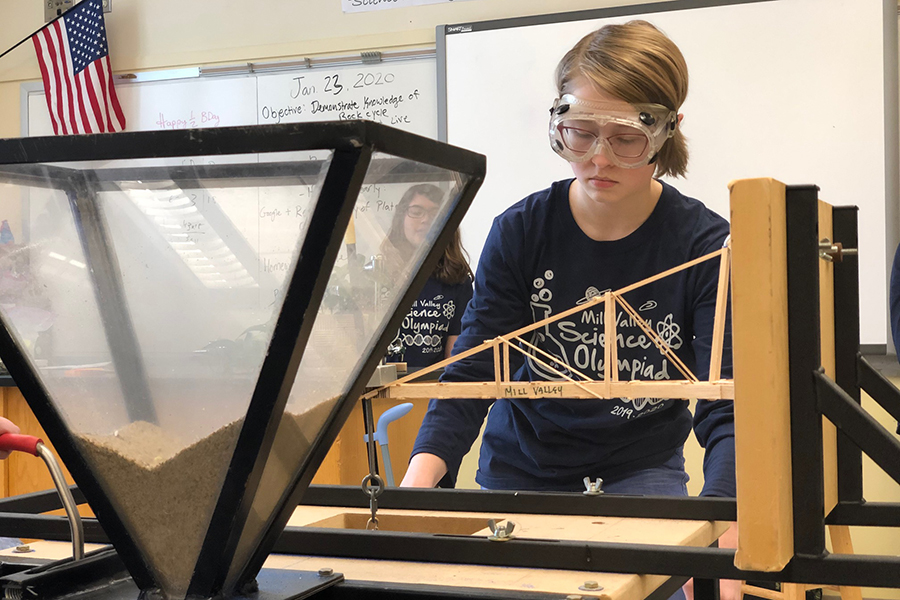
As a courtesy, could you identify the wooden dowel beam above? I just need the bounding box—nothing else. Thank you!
[377,380,735,400]
[709,245,731,380]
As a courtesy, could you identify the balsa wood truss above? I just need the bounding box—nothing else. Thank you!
[367,246,734,402]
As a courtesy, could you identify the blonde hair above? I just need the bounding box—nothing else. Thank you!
[555,20,689,178]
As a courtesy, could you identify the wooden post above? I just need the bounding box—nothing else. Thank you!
[829,525,863,600]
[608,294,619,382]
[817,201,838,514]
[492,339,501,390]
[729,178,794,571]
[709,246,731,381]
[502,341,510,382]
[603,292,616,396]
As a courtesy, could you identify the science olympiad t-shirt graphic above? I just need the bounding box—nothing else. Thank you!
[386,276,473,368]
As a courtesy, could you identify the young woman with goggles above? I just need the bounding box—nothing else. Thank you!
[403,20,737,599]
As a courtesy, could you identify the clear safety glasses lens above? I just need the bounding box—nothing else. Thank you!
[557,124,650,160]
[548,95,676,168]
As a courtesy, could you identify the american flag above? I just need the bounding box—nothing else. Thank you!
[31,0,125,135]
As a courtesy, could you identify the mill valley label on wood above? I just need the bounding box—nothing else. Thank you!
[341,0,475,13]
[256,60,437,139]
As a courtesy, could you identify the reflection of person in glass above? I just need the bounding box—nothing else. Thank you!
[381,184,474,369]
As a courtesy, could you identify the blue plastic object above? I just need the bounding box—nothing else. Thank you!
[363,402,414,486]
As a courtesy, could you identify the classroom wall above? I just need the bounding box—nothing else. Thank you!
[0,0,671,138]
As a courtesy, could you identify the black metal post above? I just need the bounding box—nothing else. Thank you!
[66,180,157,424]
[831,206,862,503]
[188,147,373,597]
[785,185,826,557]
[232,125,486,591]
[692,579,721,600]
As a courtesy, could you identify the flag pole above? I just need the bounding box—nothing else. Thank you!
[0,0,91,62]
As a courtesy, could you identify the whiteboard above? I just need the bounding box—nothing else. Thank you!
[24,57,440,310]
[441,0,897,348]
[28,59,437,138]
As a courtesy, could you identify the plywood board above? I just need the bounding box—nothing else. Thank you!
[289,506,727,600]
[729,178,794,571]
[7,508,727,600]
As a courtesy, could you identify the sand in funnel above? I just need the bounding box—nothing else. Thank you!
[77,419,242,598]
[75,398,339,598]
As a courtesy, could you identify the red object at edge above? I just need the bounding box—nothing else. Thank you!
[0,433,42,456]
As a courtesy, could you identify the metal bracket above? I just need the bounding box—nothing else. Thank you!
[44,0,110,23]
[360,51,383,64]
[819,238,857,263]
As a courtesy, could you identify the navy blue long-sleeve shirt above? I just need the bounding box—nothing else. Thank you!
[411,179,735,496]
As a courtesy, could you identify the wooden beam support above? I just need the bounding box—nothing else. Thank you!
[376,380,735,400]
[729,178,794,571]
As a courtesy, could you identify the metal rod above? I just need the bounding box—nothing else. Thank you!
[301,485,738,521]
[66,184,157,424]
[36,443,84,561]
[362,397,380,478]
[825,501,900,527]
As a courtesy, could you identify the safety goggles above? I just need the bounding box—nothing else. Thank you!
[548,94,677,168]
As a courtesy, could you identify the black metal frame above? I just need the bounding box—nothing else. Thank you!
[1,164,899,596]
[0,121,486,598]
[784,185,827,558]
[186,144,375,597]
[259,186,900,592]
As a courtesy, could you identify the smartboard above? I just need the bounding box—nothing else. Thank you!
[441,0,898,348]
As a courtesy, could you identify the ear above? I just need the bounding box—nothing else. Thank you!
[676,113,684,125]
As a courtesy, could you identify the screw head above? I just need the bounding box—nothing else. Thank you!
[12,545,32,553]
[579,580,603,591]
[318,567,334,577]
